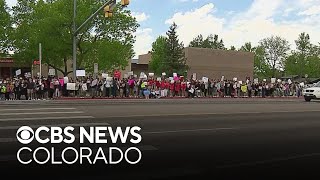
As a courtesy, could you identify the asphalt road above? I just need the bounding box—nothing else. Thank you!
[0,99,320,179]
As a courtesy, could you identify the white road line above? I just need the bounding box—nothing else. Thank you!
[98,110,320,119]
[0,122,110,130]
[0,145,158,162]
[0,116,94,122]
[0,108,76,111]
[143,128,236,134]
[0,111,84,116]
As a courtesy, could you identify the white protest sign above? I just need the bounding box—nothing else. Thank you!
[239,81,243,85]
[173,73,178,77]
[128,71,134,76]
[149,73,154,77]
[300,82,305,87]
[169,77,174,81]
[271,78,276,84]
[48,69,55,76]
[202,77,209,83]
[288,79,292,84]
[157,77,161,81]
[15,69,21,76]
[233,77,237,82]
[254,78,259,84]
[76,70,86,77]
[102,73,108,78]
[67,83,76,90]
[192,73,196,80]
[82,84,87,91]
[263,79,267,82]
[162,72,166,76]
[277,79,282,83]
[64,77,69,84]
[107,77,113,81]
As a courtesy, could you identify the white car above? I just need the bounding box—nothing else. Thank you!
[303,82,320,102]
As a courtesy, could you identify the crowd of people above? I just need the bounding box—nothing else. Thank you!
[0,74,307,101]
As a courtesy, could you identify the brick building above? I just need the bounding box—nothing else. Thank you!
[132,47,254,80]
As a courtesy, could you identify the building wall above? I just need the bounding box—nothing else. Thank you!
[138,53,152,65]
[185,47,254,80]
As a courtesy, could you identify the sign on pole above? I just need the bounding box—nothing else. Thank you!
[94,63,98,74]
[48,69,55,76]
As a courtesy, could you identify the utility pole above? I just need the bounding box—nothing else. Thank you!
[72,0,77,79]
[39,43,42,78]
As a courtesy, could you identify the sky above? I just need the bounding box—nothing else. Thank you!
[5,0,320,58]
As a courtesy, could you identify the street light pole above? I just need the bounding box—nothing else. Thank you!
[72,0,77,79]
[72,0,116,79]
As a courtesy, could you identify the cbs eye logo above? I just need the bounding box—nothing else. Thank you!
[16,126,34,144]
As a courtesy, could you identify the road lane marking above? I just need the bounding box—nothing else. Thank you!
[0,116,94,122]
[0,111,84,116]
[143,128,237,134]
[0,122,110,130]
[217,153,320,169]
[0,108,77,111]
[0,145,158,162]
[96,110,320,119]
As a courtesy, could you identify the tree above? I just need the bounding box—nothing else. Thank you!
[166,23,188,75]
[0,0,11,55]
[229,46,236,51]
[149,36,169,75]
[189,34,225,50]
[285,33,320,78]
[259,36,290,77]
[11,0,139,76]
[240,42,255,52]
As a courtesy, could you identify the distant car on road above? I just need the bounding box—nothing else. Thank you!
[303,82,320,102]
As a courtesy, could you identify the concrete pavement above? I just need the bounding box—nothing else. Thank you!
[0,99,319,179]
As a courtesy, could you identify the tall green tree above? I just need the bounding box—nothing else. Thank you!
[259,36,290,77]
[285,33,320,78]
[189,34,225,50]
[0,0,11,55]
[240,42,255,52]
[166,22,188,75]
[11,0,139,76]
[149,36,169,75]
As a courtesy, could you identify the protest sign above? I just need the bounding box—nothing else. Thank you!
[67,83,76,90]
[102,73,108,78]
[76,70,86,77]
[64,77,69,84]
[173,73,177,77]
[288,79,292,84]
[128,71,134,76]
[254,78,259,84]
[192,73,196,81]
[149,73,154,77]
[271,78,276,84]
[15,69,21,76]
[82,84,87,91]
[157,77,161,81]
[162,72,166,76]
[48,69,55,76]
